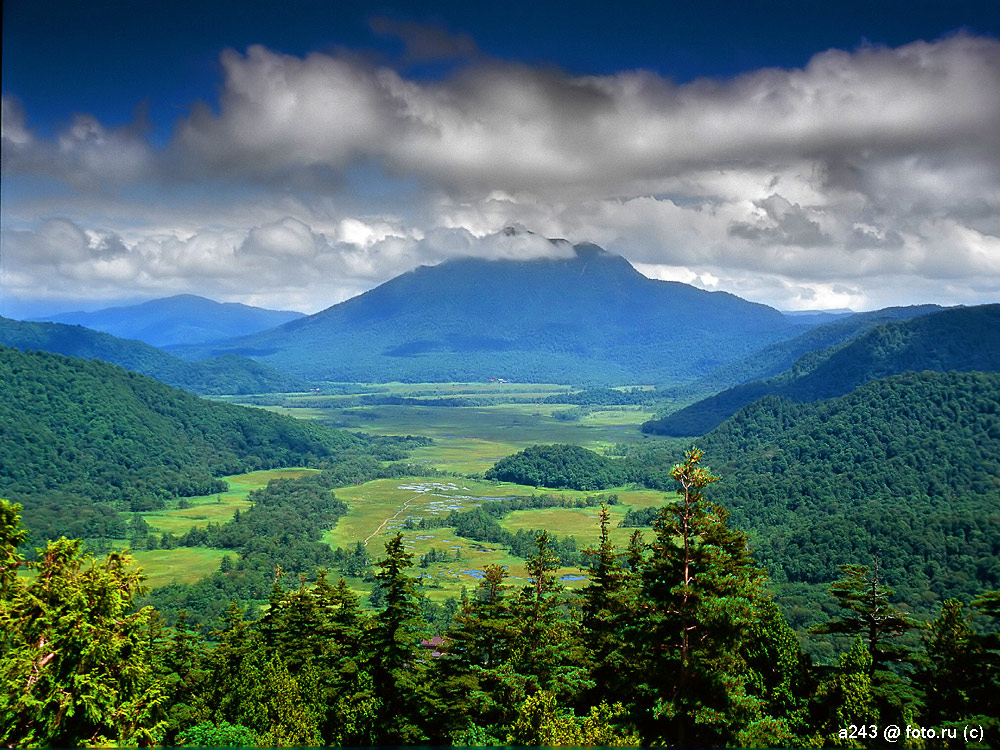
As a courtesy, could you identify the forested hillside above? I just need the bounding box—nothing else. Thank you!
[644,303,1000,435]
[0,347,367,544]
[0,317,306,395]
[677,304,943,400]
[485,444,628,490]
[4,452,998,747]
[624,371,1000,618]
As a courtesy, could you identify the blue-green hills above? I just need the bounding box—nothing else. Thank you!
[32,293,304,348]
[0,316,306,395]
[643,303,1000,435]
[185,242,800,384]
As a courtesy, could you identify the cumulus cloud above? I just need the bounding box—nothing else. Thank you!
[0,218,581,314]
[1,96,32,146]
[160,33,1000,194]
[2,32,999,313]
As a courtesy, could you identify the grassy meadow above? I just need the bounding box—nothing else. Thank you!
[141,468,319,536]
[258,382,658,474]
[132,547,238,588]
[138,383,675,594]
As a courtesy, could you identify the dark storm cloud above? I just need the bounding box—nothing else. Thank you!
[728,195,832,247]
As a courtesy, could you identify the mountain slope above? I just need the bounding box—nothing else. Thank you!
[35,294,305,348]
[697,370,1000,609]
[677,304,944,399]
[189,242,799,384]
[0,346,364,543]
[643,304,1000,435]
[0,316,307,395]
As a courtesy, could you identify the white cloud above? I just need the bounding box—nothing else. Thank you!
[2,33,999,314]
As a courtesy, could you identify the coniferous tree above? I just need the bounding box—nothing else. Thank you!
[968,590,1000,739]
[634,449,768,747]
[810,636,879,747]
[580,503,634,705]
[915,599,983,730]
[513,531,590,703]
[0,500,168,746]
[433,564,522,743]
[159,610,210,744]
[368,533,427,744]
[811,558,920,727]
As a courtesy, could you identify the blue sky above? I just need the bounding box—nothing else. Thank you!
[3,0,999,315]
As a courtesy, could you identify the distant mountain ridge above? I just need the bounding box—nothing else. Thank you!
[643,304,1000,435]
[33,294,305,348]
[0,317,307,395]
[674,304,946,401]
[183,240,802,384]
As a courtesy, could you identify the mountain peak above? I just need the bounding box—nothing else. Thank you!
[193,236,796,384]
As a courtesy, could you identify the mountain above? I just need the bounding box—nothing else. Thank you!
[781,309,856,327]
[673,304,945,401]
[0,316,307,395]
[643,304,1000,435]
[185,241,800,384]
[33,294,305,348]
[0,346,365,543]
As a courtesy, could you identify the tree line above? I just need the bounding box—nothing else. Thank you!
[3,450,997,747]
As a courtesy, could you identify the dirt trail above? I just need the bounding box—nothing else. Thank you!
[364,493,422,546]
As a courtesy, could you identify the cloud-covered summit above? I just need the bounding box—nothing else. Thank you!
[2,29,999,315]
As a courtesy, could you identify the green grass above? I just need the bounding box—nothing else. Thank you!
[501,505,635,548]
[324,475,669,601]
[132,547,238,588]
[325,477,535,550]
[136,468,317,586]
[140,384,679,595]
[141,468,318,535]
[267,398,658,474]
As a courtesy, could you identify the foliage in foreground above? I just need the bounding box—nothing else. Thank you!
[3,449,999,747]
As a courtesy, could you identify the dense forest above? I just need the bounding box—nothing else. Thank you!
[0,347,419,547]
[3,450,998,747]
[670,305,943,403]
[507,371,1000,626]
[485,444,629,490]
[644,304,1000,435]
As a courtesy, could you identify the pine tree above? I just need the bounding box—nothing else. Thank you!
[634,449,767,746]
[915,599,982,727]
[580,503,633,704]
[812,558,917,670]
[432,563,522,742]
[368,533,427,743]
[811,636,879,747]
[0,501,168,746]
[513,531,589,702]
[811,557,920,727]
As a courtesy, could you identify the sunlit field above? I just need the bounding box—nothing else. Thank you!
[141,468,319,535]
[132,547,239,588]
[137,384,675,590]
